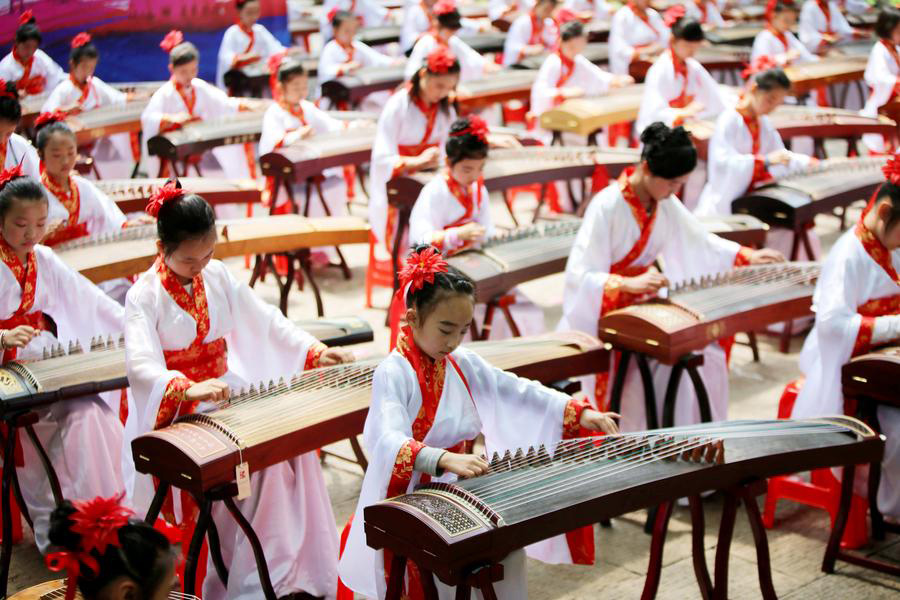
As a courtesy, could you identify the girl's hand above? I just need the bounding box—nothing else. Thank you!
[285,126,314,146]
[562,86,584,99]
[319,347,355,366]
[415,147,441,170]
[621,267,669,295]
[185,379,230,404]
[611,75,634,88]
[766,149,792,166]
[438,452,489,478]
[749,248,785,264]
[579,409,621,435]
[456,222,486,243]
[1,325,38,349]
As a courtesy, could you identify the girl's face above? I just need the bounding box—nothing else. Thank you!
[0,119,16,149]
[70,57,98,83]
[239,0,261,27]
[891,22,900,45]
[562,35,588,56]
[280,73,309,104]
[1,198,47,255]
[41,131,78,178]
[158,230,217,282]
[168,60,199,87]
[534,0,555,18]
[642,163,691,201]
[407,292,474,361]
[14,40,38,62]
[876,199,900,250]
[420,71,459,105]
[632,0,650,10]
[335,19,359,44]
[672,39,702,60]
[750,86,788,116]
[448,156,485,187]
[772,10,797,32]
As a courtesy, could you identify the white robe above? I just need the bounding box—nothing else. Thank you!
[798,0,854,53]
[791,227,900,517]
[2,244,125,552]
[0,49,64,99]
[861,41,900,153]
[405,33,487,82]
[681,0,725,27]
[339,346,577,599]
[370,87,456,245]
[124,258,339,600]
[695,108,817,261]
[562,0,613,21]
[320,0,390,41]
[751,27,819,66]
[501,13,559,67]
[139,78,250,180]
[558,181,741,431]
[216,23,286,90]
[488,0,535,22]
[401,1,432,52]
[3,133,40,181]
[608,5,670,75]
[318,39,394,111]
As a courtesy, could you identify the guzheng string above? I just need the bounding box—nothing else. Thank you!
[17,339,123,384]
[39,587,200,599]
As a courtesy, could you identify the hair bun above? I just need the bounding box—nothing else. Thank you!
[48,502,82,553]
[639,121,670,147]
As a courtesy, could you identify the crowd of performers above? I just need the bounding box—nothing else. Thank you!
[0,0,899,598]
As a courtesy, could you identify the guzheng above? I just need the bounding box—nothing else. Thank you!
[356,25,403,46]
[65,98,150,147]
[598,262,819,364]
[147,106,271,165]
[9,579,200,600]
[842,346,900,406]
[95,177,262,213]
[629,45,750,81]
[56,215,370,283]
[457,31,507,55]
[455,70,539,113]
[784,56,868,97]
[320,65,405,107]
[259,126,378,183]
[539,85,647,138]
[365,418,881,594]
[18,81,162,130]
[698,214,769,248]
[704,22,766,45]
[131,332,610,495]
[515,42,609,70]
[224,54,319,96]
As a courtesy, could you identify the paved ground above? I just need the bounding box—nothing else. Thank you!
[7,175,900,599]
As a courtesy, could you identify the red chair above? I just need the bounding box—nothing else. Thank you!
[365,233,395,309]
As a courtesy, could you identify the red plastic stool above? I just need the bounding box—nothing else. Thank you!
[0,466,23,544]
[501,100,528,125]
[336,516,354,600]
[365,233,395,308]
[762,379,870,549]
[505,181,563,218]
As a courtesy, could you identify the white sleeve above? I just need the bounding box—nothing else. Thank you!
[660,196,741,285]
[405,37,433,80]
[318,42,345,83]
[694,62,729,120]
[408,184,440,246]
[609,10,637,74]
[40,51,66,93]
[451,37,487,78]
[502,16,532,67]
[476,184,495,237]
[258,106,286,155]
[140,88,167,141]
[697,112,759,216]
[258,25,286,56]
[578,56,614,96]
[832,4,855,39]
[799,1,825,51]
[358,42,394,68]
[305,101,343,134]
[81,178,128,232]
[217,27,241,85]
[41,81,67,112]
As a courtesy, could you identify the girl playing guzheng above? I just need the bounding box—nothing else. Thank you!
[0,80,41,180]
[0,168,127,553]
[501,0,560,67]
[751,1,818,68]
[559,122,784,432]
[681,0,725,28]
[860,7,900,154]
[339,245,620,599]
[320,0,390,42]
[123,182,353,600]
[790,158,900,520]
[0,12,65,100]
[370,46,459,251]
[215,0,286,90]
[608,0,670,77]
[797,0,857,53]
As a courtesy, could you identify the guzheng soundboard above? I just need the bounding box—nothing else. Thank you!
[842,346,900,407]
[457,31,508,55]
[131,332,610,495]
[96,177,262,213]
[785,56,868,96]
[629,45,750,81]
[455,70,539,113]
[357,25,402,46]
[8,579,200,600]
[224,53,319,96]
[65,98,150,146]
[704,22,767,45]
[320,65,405,106]
[598,262,820,364]
[18,81,162,131]
[259,126,378,183]
[147,104,271,163]
[515,42,609,70]
[539,85,647,137]
[57,215,370,283]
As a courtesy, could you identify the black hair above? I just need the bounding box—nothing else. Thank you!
[560,20,585,42]
[875,7,900,40]
[0,81,22,124]
[332,9,356,29]
[405,245,476,319]
[169,42,199,67]
[876,181,900,231]
[15,20,41,45]
[436,9,463,31]
[772,1,799,14]
[156,184,217,256]
[236,0,257,9]
[35,120,76,154]
[446,118,488,165]
[0,176,48,220]
[48,502,173,600]
[410,58,460,115]
[70,41,99,66]
[639,122,697,179]
[671,17,705,42]
[277,57,306,83]
[754,67,791,91]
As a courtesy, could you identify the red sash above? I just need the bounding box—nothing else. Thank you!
[668,49,694,112]
[12,48,45,95]
[397,93,439,157]
[816,0,833,36]
[444,173,483,228]
[628,2,654,29]
[738,108,773,191]
[528,12,544,46]
[40,171,89,247]
[851,218,900,355]
[173,79,197,118]
[70,73,93,110]
[336,40,356,75]
[0,238,44,364]
[232,22,260,68]
[695,0,708,23]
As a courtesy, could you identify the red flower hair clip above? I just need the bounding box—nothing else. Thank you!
[18,10,34,25]
[0,79,15,99]
[882,154,900,185]
[426,46,457,74]
[34,110,68,128]
[145,180,186,217]
[663,4,686,27]
[0,164,24,191]
[160,29,184,53]
[555,8,578,25]
[71,32,92,49]
[742,55,777,80]
[396,246,449,306]
[327,7,340,22]
[433,0,457,16]
[451,114,489,143]
[268,50,287,76]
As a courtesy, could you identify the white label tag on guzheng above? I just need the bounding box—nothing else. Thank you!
[235,462,251,500]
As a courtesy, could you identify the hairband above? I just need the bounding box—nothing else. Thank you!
[18,10,34,26]
[394,246,449,308]
[160,30,184,53]
[145,180,186,217]
[883,153,900,186]
[71,32,92,49]
[663,4,686,28]
[34,110,68,128]
[426,46,457,74]
[450,114,489,143]
[433,0,457,16]
[0,164,25,192]
[741,55,777,79]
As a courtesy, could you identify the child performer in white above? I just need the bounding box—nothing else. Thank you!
[696,65,816,260]
[0,81,41,179]
[371,46,459,251]
[141,31,255,181]
[0,12,65,100]
[682,0,725,27]
[490,0,535,23]
[561,0,613,24]
[216,0,286,90]
[791,160,900,519]
[340,245,620,599]
[501,0,560,67]
[861,7,900,154]
[124,182,354,600]
[752,1,818,67]
[42,33,135,178]
[319,10,397,111]
[320,0,390,41]
[608,0,670,77]
[406,1,497,82]
[798,0,857,53]
[0,167,126,553]
[559,123,784,430]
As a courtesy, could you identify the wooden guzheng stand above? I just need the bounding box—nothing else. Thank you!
[131,333,610,599]
[366,418,883,600]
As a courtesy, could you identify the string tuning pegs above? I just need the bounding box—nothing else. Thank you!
[73,340,83,354]
[42,347,50,360]
[118,334,125,348]
[489,452,501,468]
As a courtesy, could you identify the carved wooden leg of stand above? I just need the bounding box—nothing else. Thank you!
[689,495,713,600]
[0,424,17,598]
[822,463,856,574]
[608,351,632,416]
[385,554,408,600]
[222,495,277,600]
[739,486,777,600]
[419,566,440,600]
[640,500,674,600]
[183,497,213,598]
[206,516,230,587]
[712,490,739,600]
[144,481,169,524]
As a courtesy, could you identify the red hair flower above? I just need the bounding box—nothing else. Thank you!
[268,50,287,76]
[160,30,184,53]
[451,114,489,143]
[327,7,340,22]
[34,110,68,128]
[0,80,14,99]
[882,154,900,185]
[663,4,686,27]
[555,8,579,25]
[69,494,134,556]
[18,10,34,25]
[0,164,24,191]
[145,180,186,217]
[398,246,449,302]
[426,46,457,74]
[71,32,92,49]
[742,55,777,80]
[433,0,456,15]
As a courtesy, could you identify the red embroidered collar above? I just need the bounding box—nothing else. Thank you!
[855,218,900,286]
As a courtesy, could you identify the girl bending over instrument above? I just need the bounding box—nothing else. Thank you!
[560,122,783,431]
[406,2,498,82]
[340,245,620,599]
[215,0,285,90]
[791,157,900,519]
[123,183,353,600]
[0,168,126,553]
[861,6,900,154]
[0,82,40,179]
[0,12,65,99]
